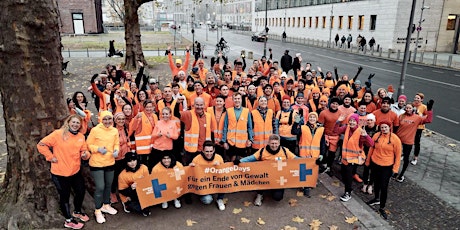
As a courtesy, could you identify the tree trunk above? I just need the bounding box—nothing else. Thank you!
[0,0,68,228]
[124,0,147,70]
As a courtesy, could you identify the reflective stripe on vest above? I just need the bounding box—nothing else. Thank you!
[277,110,296,139]
[184,110,212,152]
[342,126,365,164]
[251,109,273,149]
[299,126,324,158]
[227,107,250,148]
[134,112,156,154]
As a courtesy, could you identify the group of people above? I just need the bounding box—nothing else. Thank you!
[38,45,434,229]
[335,33,376,51]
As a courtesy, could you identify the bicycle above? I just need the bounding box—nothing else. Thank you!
[214,44,230,56]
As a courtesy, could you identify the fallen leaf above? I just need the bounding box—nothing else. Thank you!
[232,208,242,214]
[257,217,266,225]
[241,217,250,223]
[345,216,358,224]
[243,201,252,207]
[292,216,304,223]
[289,198,298,207]
[319,194,328,199]
[332,181,340,187]
[448,143,456,147]
[296,190,304,197]
[186,219,197,226]
[229,226,235,230]
[309,219,322,230]
[223,198,228,204]
[326,195,336,201]
[329,225,339,230]
[283,226,298,230]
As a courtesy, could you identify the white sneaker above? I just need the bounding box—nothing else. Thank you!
[254,194,263,206]
[216,199,226,211]
[101,204,117,215]
[367,185,373,195]
[94,209,106,224]
[174,199,181,209]
[161,202,168,209]
[411,159,417,165]
[361,185,368,193]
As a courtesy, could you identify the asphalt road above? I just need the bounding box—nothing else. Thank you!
[186,27,460,141]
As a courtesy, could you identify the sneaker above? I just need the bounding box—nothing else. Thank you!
[174,199,181,209]
[94,209,105,224]
[379,208,388,220]
[64,219,84,229]
[110,193,119,204]
[101,204,118,215]
[254,194,263,206]
[411,159,417,165]
[321,167,330,174]
[396,176,405,183]
[340,192,351,202]
[72,212,89,222]
[161,202,168,209]
[142,210,151,217]
[216,199,226,211]
[121,202,131,213]
[361,185,368,193]
[366,198,380,206]
[353,174,363,183]
[367,185,373,195]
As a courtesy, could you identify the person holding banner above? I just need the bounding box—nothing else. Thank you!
[237,134,298,206]
[334,113,373,202]
[222,93,254,161]
[152,152,183,209]
[291,112,327,197]
[189,141,226,211]
[118,152,151,216]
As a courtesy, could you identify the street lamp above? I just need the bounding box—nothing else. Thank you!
[263,0,268,57]
[192,12,195,55]
[328,4,334,48]
[414,1,429,61]
[206,4,209,41]
[398,0,417,98]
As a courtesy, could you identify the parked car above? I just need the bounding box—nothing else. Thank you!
[251,32,267,42]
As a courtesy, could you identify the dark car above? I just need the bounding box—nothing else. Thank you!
[251,32,267,42]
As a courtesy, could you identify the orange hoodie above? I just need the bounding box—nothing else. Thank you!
[366,132,402,173]
[37,129,89,176]
[87,122,120,168]
[151,119,180,151]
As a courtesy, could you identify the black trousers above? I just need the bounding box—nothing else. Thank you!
[341,163,354,193]
[399,144,413,177]
[51,171,86,219]
[370,161,393,209]
[257,189,285,201]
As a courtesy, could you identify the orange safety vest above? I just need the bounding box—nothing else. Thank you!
[309,99,318,112]
[226,107,250,148]
[324,78,336,89]
[341,126,365,165]
[276,110,296,139]
[134,112,157,155]
[184,110,212,152]
[207,107,226,143]
[299,125,324,158]
[251,109,274,149]
[157,99,181,131]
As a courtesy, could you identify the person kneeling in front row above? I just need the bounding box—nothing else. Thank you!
[235,134,298,206]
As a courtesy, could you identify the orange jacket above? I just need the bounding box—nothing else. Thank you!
[168,52,190,77]
[207,107,226,144]
[192,153,224,166]
[151,119,180,151]
[37,129,89,176]
[86,123,120,168]
[118,164,149,202]
[252,146,297,161]
[189,92,212,109]
[151,161,184,174]
[366,132,402,173]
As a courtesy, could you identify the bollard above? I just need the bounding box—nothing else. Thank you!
[248,51,253,59]
[105,48,107,57]
[448,55,453,67]
[409,51,412,61]
[397,50,401,60]
[388,49,391,58]
[364,46,367,54]
[68,48,71,58]
[87,48,89,57]
[420,52,424,62]
[158,48,160,56]
[174,48,177,56]
[433,53,437,65]
[304,38,306,44]
[379,47,383,57]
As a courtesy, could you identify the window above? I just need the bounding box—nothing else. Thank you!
[370,15,377,30]
[292,17,295,27]
[348,15,353,29]
[323,16,326,28]
[72,13,84,34]
[309,17,312,28]
[447,14,457,30]
[358,15,364,30]
[315,16,319,28]
[284,17,286,27]
[303,17,306,28]
[298,17,301,27]
[331,16,334,28]
[288,17,290,27]
[339,16,343,29]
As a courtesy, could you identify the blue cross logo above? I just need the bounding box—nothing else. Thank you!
[299,164,313,182]
[151,179,167,198]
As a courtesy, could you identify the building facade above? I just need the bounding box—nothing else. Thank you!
[253,0,459,53]
[57,0,103,34]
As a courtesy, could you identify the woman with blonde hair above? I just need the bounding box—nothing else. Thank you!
[37,115,91,229]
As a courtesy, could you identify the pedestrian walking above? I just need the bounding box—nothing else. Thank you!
[347,34,353,49]
[341,35,346,48]
[369,37,376,51]
[335,34,340,47]
[282,31,287,42]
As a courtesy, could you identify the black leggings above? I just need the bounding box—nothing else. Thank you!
[341,164,354,193]
[52,172,86,219]
[414,129,423,157]
[399,144,413,177]
[111,159,125,193]
[371,162,393,209]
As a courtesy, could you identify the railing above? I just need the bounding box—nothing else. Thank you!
[61,48,189,58]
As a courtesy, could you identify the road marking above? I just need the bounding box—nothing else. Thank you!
[311,53,460,88]
[455,74,460,77]
[413,67,423,70]
[432,70,444,73]
[436,116,459,125]
[382,61,389,64]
